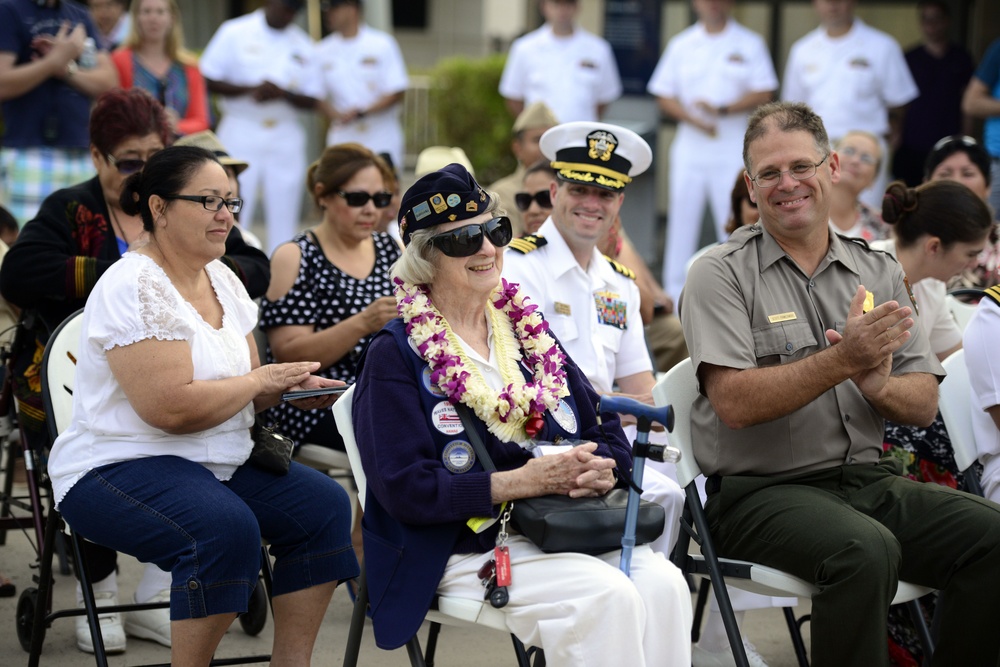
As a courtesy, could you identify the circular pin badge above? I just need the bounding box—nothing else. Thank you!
[421,366,447,398]
[432,401,465,435]
[551,400,578,434]
[442,440,475,473]
[446,193,461,208]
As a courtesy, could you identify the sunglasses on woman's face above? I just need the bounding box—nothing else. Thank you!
[514,190,552,212]
[106,153,146,175]
[337,190,393,208]
[430,216,513,258]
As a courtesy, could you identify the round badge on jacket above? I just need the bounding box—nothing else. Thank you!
[443,440,475,473]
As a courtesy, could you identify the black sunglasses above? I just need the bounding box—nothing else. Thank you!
[514,190,552,212]
[429,217,513,258]
[106,153,146,175]
[337,190,393,208]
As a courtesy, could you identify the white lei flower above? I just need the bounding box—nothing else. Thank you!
[394,278,570,442]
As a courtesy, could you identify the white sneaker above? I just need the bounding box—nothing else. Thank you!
[124,589,172,647]
[75,591,126,654]
[692,639,769,667]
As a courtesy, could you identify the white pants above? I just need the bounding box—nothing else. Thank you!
[662,135,744,303]
[438,538,693,667]
[217,115,306,255]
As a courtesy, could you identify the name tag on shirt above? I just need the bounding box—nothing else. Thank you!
[768,311,797,324]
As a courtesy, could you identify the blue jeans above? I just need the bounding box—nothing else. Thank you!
[59,456,359,620]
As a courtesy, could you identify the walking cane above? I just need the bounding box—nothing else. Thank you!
[596,395,677,576]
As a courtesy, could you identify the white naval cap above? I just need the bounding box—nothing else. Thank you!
[540,121,652,192]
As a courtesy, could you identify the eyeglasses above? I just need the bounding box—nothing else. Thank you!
[749,155,829,189]
[164,194,244,213]
[106,153,146,175]
[429,216,513,258]
[837,145,878,166]
[337,191,393,208]
[514,190,552,211]
[931,135,978,153]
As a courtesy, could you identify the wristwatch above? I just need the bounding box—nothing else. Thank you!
[717,105,729,117]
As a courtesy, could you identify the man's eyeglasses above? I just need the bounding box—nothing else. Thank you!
[337,191,393,208]
[429,216,513,258]
[514,190,552,211]
[837,145,878,166]
[106,153,147,175]
[164,194,244,213]
[749,156,829,189]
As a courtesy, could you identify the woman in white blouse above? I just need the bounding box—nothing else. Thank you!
[47,146,359,666]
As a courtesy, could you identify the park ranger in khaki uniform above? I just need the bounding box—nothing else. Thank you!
[682,100,1000,667]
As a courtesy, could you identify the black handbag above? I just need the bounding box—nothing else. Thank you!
[455,405,665,555]
[248,420,295,475]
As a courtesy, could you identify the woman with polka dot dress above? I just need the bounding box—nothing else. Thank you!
[260,143,400,452]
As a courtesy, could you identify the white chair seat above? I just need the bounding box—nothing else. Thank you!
[688,554,933,603]
[294,443,352,472]
[429,597,512,633]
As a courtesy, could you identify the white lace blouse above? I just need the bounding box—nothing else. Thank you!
[48,253,260,506]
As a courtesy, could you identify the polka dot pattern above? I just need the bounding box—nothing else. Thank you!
[259,231,401,444]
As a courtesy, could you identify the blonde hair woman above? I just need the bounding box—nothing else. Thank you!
[111,0,209,136]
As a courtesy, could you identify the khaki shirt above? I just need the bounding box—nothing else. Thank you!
[681,224,943,477]
[488,164,526,237]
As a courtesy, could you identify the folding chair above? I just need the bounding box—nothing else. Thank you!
[653,358,935,667]
[18,309,271,667]
[945,288,985,332]
[938,349,984,497]
[333,384,545,667]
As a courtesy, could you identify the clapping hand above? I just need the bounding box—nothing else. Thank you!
[825,285,913,398]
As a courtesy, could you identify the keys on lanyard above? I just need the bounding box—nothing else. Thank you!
[478,502,513,608]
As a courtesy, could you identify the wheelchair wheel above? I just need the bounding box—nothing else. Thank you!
[239,581,267,636]
[16,587,42,652]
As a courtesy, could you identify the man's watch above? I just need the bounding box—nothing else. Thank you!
[717,105,729,116]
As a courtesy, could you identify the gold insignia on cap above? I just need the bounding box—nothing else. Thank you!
[466,201,478,212]
[430,193,447,213]
[587,130,617,162]
[448,214,457,221]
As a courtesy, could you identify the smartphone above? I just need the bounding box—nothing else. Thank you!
[281,386,350,401]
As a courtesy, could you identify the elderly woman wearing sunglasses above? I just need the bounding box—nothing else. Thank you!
[0,88,270,654]
[260,143,400,454]
[351,163,691,665]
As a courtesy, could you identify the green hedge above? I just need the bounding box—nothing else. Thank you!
[427,54,516,186]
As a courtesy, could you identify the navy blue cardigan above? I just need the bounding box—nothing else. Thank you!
[352,317,632,649]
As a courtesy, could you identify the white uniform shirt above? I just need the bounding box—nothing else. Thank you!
[499,25,622,123]
[502,219,651,394]
[782,18,917,140]
[963,295,1000,499]
[47,254,260,506]
[199,9,321,126]
[315,24,409,167]
[646,19,777,152]
[870,239,961,357]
